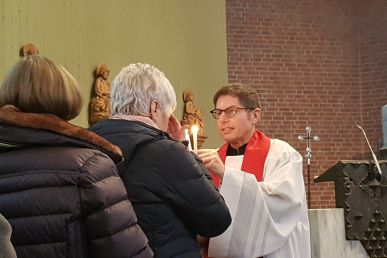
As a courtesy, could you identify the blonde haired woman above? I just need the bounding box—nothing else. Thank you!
[0,55,153,258]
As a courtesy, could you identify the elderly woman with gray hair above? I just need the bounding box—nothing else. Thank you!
[91,63,231,258]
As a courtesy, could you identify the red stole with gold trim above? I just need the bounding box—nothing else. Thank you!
[214,130,271,187]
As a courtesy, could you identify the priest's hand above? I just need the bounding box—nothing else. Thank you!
[197,235,209,247]
[197,149,225,178]
[197,235,209,256]
[167,114,188,142]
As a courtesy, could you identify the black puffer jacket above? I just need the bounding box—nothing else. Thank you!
[91,119,231,258]
[0,105,153,258]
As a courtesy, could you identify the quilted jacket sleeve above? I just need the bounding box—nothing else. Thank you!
[161,142,232,238]
[80,151,153,258]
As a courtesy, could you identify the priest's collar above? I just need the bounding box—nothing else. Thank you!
[226,143,248,156]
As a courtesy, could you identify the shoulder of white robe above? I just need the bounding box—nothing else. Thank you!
[268,139,302,163]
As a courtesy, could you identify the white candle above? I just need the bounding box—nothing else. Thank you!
[191,125,198,151]
[184,128,192,151]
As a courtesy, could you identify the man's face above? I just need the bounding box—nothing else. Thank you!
[215,95,261,148]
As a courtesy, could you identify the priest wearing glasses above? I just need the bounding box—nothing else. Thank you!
[197,83,311,258]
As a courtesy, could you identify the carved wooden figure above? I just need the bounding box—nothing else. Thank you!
[20,43,39,57]
[182,90,204,134]
[89,64,111,125]
[181,90,207,148]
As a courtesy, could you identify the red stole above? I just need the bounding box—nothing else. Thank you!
[204,130,271,258]
[213,130,271,187]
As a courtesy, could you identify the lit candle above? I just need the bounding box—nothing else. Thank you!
[191,125,198,151]
[184,128,192,151]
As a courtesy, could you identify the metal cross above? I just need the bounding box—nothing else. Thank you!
[298,127,320,165]
[298,126,319,208]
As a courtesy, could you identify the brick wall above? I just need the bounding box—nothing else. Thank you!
[226,0,387,208]
[358,0,387,157]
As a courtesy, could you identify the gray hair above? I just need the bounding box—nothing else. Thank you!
[111,63,176,117]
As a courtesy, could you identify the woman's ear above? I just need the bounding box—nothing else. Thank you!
[150,100,159,121]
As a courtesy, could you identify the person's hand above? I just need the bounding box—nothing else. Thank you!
[197,149,225,178]
[197,235,209,248]
[167,114,188,141]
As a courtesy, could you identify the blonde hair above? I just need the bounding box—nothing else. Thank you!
[0,54,83,121]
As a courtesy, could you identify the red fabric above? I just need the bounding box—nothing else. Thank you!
[213,130,271,187]
[204,130,271,258]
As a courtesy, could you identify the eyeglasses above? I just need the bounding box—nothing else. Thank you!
[210,106,253,119]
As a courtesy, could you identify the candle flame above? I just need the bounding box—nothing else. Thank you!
[191,125,199,133]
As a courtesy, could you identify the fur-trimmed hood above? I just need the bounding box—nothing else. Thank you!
[0,105,122,162]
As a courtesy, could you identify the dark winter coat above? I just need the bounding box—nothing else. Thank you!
[91,119,231,258]
[0,105,153,258]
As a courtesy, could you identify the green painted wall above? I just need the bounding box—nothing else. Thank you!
[0,0,227,148]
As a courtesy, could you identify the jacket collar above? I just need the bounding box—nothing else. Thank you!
[0,105,122,161]
[111,114,159,129]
